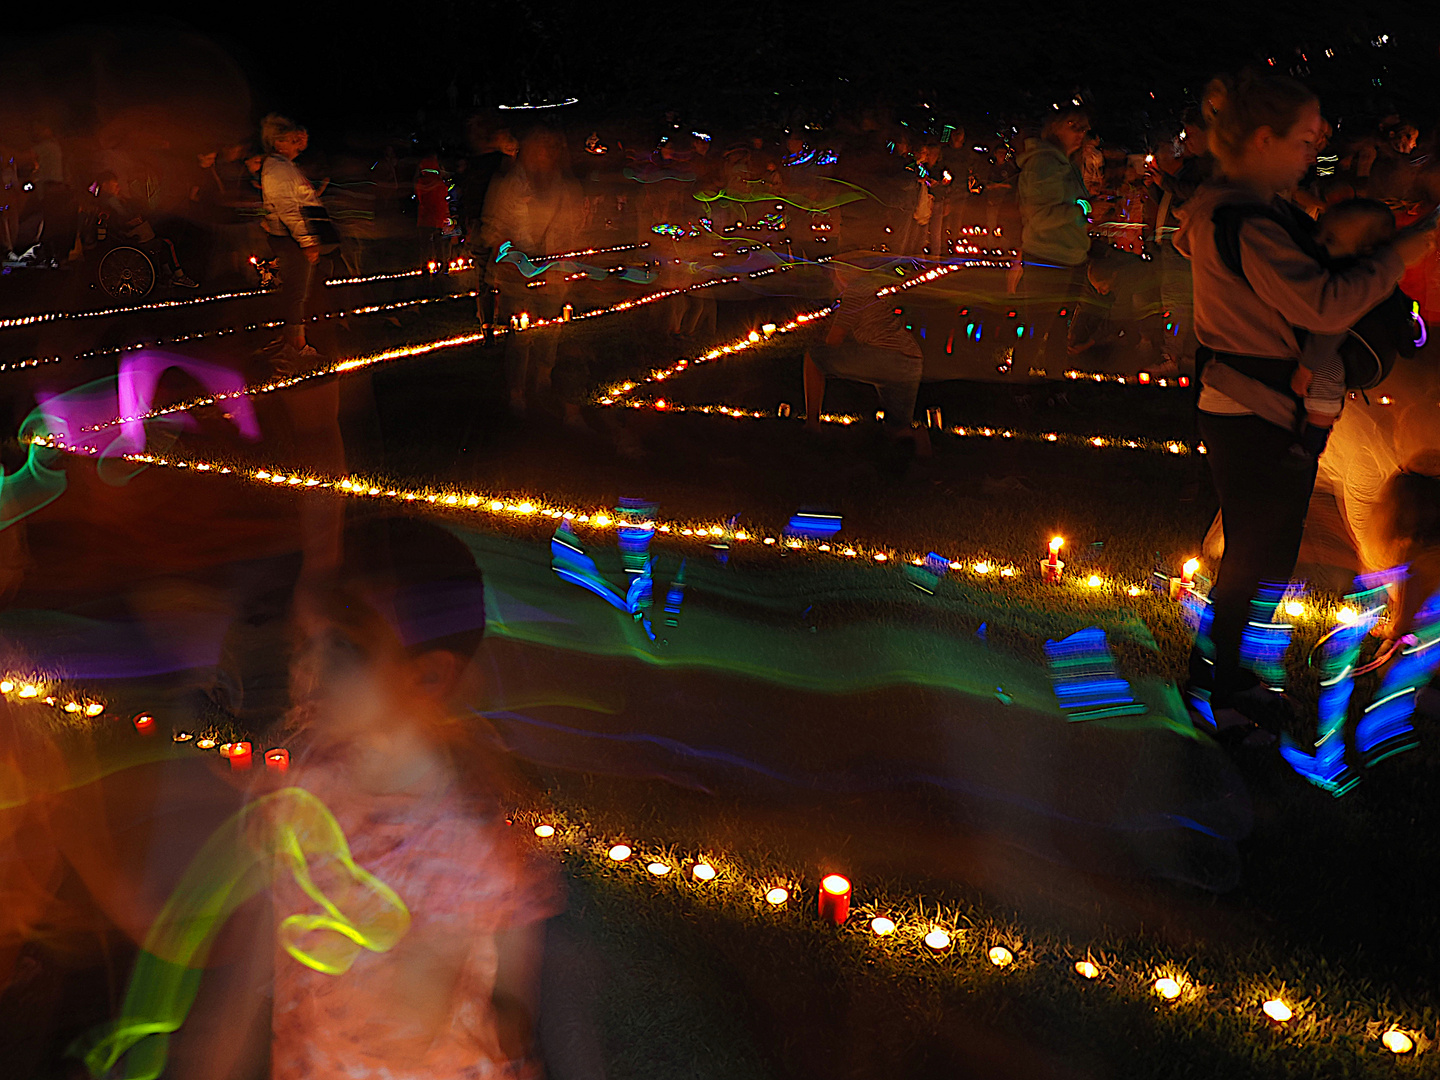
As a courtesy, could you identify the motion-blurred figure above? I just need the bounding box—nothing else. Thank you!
[481,128,583,418]
[95,171,200,288]
[189,516,569,1080]
[259,114,327,364]
[459,122,515,331]
[1014,107,1092,371]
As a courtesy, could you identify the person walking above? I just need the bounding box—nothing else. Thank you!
[1174,72,1437,744]
[259,114,328,365]
[1013,108,1092,370]
[480,128,584,419]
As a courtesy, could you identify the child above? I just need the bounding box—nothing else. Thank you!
[169,515,565,1080]
[269,515,561,1079]
[1291,199,1398,441]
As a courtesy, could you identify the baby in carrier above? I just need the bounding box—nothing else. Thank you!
[1292,199,1398,438]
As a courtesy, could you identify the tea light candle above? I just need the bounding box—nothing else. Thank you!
[818,874,851,925]
[133,713,156,735]
[264,748,289,772]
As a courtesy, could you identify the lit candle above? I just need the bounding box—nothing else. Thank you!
[133,713,156,735]
[264,748,289,772]
[818,874,851,925]
[224,741,253,771]
[562,303,573,321]
[1042,536,1065,583]
[1181,558,1199,587]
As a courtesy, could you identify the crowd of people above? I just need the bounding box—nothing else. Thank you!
[5,67,1440,1080]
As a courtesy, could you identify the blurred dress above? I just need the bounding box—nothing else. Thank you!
[271,758,561,1080]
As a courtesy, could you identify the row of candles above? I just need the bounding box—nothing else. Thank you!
[0,241,653,332]
[531,815,1421,1054]
[9,666,1418,1055]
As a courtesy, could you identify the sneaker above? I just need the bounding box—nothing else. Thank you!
[171,271,200,289]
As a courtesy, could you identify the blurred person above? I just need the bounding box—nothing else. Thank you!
[459,123,515,330]
[259,114,328,365]
[1065,256,1126,363]
[1173,72,1436,744]
[264,516,562,1080]
[260,115,348,576]
[937,124,979,243]
[1,142,18,255]
[1079,131,1105,196]
[1366,122,1422,205]
[27,121,80,263]
[414,145,451,270]
[1013,107,1093,369]
[103,516,575,1080]
[95,171,200,288]
[480,127,584,419]
[1151,107,1216,374]
[897,142,941,254]
[804,254,930,458]
[211,142,266,286]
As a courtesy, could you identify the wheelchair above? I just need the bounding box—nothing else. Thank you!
[77,211,158,301]
[96,243,158,300]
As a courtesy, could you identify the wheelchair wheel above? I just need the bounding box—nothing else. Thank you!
[98,245,156,300]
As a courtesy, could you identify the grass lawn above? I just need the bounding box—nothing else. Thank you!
[6,276,1440,1077]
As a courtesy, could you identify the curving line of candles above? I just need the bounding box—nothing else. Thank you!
[65,277,750,435]
[22,428,1247,615]
[0,241,657,332]
[1,675,1419,1058]
[523,811,1422,1055]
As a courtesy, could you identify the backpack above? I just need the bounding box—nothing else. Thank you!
[1213,201,1421,390]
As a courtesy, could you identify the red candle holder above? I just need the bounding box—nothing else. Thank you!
[133,713,156,735]
[265,748,290,773]
[818,874,851,925]
[223,741,253,771]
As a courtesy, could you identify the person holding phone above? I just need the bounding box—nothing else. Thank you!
[1174,72,1438,746]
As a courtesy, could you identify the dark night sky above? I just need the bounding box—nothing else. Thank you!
[4,2,1439,141]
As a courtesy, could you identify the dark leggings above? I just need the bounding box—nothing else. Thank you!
[268,232,316,327]
[1188,412,1317,707]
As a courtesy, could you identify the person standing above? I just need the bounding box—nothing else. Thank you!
[1150,108,1216,375]
[458,121,514,331]
[414,145,451,271]
[1013,107,1092,370]
[259,114,327,364]
[480,128,584,419]
[1173,73,1436,744]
